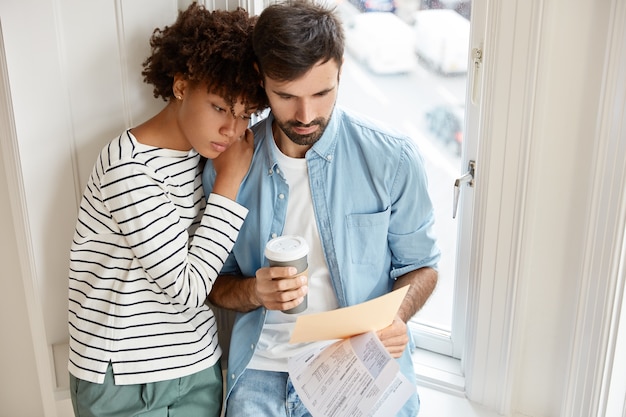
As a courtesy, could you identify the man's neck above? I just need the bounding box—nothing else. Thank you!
[272,122,310,158]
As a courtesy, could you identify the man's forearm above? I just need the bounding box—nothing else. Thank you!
[393,267,438,322]
[207,274,261,312]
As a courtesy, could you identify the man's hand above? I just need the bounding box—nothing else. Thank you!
[254,266,308,311]
[376,315,409,358]
[374,267,438,358]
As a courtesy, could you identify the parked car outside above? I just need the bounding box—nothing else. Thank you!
[349,0,396,13]
[344,12,417,75]
[425,103,464,155]
[413,9,470,75]
[420,0,471,19]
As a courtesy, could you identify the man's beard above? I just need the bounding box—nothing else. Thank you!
[275,116,330,146]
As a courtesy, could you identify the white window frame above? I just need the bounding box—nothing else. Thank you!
[410,0,537,400]
[413,2,626,417]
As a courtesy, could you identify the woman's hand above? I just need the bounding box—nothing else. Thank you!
[212,129,254,200]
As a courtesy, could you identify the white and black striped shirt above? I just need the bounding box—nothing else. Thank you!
[68,130,247,385]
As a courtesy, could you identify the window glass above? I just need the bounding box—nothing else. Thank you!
[336,0,471,355]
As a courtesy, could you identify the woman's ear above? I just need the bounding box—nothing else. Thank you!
[172,74,187,100]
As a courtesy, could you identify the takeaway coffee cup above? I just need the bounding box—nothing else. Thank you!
[264,235,309,314]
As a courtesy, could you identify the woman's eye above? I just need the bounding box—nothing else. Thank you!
[241,114,253,121]
[213,105,225,113]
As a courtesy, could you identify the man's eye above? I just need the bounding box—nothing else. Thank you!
[241,114,253,121]
[213,105,226,113]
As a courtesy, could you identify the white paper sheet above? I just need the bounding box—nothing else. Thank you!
[290,286,410,344]
[288,331,414,417]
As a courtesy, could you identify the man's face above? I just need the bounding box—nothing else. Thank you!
[263,59,341,157]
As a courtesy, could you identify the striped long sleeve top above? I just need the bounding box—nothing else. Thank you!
[68,130,248,385]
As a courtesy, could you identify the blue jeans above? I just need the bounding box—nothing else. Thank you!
[227,368,420,417]
[226,369,311,417]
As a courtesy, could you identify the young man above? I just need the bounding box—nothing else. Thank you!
[203,1,440,416]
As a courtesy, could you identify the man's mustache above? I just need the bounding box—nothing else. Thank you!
[289,120,323,128]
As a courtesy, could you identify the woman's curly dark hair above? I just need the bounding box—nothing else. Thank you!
[142,3,268,115]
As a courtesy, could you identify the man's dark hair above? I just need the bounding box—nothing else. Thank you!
[142,3,268,114]
[253,0,344,81]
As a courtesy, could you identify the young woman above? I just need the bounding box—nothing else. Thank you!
[67,4,267,416]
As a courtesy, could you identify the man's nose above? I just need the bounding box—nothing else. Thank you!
[294,99,314,125]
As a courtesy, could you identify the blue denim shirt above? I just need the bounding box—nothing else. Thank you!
[203,106,440,416]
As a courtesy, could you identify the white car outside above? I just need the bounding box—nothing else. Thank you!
[344,12,417,75]
[413,9,470,74]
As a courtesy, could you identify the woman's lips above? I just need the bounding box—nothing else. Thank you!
[211,141,229,153]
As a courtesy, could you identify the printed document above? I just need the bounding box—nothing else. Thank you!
[287,287,415,417]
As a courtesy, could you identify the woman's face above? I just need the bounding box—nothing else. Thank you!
[176,83,255,159]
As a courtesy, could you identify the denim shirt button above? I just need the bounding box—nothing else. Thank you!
[250,344,255,350]
[278,193,285,199]
[271,233,277,238]
[326,154,333,161]
[231,373,235,380]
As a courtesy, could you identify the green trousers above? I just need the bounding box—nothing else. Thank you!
[70,362,223,417]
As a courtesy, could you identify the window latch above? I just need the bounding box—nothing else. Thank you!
[471,47,483,105]
[453,160,476,219]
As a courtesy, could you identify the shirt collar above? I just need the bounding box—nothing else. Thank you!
[309,105,340,163]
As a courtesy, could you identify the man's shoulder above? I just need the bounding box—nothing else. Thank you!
[337,107,412,144]
[333,108,425,170]
[335,107,420,159]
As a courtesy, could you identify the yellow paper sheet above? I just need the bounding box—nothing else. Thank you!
[289,286,409,344]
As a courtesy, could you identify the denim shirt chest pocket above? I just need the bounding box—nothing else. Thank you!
[345,207,391,265]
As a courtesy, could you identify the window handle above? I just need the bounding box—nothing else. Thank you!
[453,160,476,219]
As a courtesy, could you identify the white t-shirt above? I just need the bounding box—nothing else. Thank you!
[247,139,339,371]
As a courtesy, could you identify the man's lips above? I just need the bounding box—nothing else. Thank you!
[292,125,318,135]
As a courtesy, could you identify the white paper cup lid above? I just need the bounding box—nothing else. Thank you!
[264,235,309,262]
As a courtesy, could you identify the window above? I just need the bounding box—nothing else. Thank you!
[336,0,472,359]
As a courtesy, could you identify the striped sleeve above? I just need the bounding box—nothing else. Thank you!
[99,162,248,307]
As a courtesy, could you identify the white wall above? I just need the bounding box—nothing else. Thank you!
[0,15,45,417]
[0,0,624,416]
[0,143,44,417]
